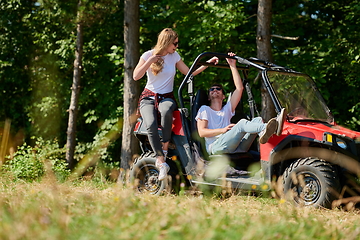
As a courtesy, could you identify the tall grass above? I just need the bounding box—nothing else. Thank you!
[0,172,359,240]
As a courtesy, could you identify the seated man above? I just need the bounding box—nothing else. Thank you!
[195,52,285,156]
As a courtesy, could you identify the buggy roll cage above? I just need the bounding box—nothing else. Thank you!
[177,52,297,117]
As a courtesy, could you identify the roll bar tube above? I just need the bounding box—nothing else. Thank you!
[178,52,258,108]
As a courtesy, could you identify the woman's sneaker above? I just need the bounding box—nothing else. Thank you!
[155,159,161,168]
[158,162,170,181]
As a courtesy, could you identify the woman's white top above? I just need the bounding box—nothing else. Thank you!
[141,49,181,94]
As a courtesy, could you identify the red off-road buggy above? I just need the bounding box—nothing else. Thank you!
[130,52,360,208]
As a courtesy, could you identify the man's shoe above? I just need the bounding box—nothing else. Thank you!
[276,108,287,136]
[158,162,170,181]
[226,166,250,177]
[259,118,278,144]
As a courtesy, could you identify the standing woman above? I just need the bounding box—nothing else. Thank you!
[133,28,218,180]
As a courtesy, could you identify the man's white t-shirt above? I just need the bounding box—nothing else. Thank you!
[141,50,181,94]
[195,102,235,152]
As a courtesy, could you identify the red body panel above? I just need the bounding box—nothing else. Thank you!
[171,110,185,136]
[260,121,360,161]
[134,121,141,132]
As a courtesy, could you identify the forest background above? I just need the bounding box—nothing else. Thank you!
[0,0,359,175]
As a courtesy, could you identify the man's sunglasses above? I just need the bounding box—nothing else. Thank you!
[209,87,222,91]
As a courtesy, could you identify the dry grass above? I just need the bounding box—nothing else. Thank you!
[0,173,359,240]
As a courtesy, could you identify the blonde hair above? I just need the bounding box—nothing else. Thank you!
[151,28,178,75]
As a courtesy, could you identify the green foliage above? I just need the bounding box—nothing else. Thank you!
[1,0,125,144]
[74,118,121,165]
[3,138,70,182]
[272,0,360,129]
[0,0,34,132]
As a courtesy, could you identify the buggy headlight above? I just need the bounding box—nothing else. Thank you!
[336,138,347,149]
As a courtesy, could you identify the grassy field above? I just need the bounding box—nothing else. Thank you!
[0,173,359,240]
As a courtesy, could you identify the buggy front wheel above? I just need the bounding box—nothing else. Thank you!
[283,157,340,208]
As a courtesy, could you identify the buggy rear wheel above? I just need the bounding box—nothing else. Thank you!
[130,157,167,195]
[283,157,340,208]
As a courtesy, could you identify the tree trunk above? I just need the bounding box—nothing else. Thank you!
[0,119,11,167]
[120,0,140,172]
[257,0,275,121]
[66,1,83,169]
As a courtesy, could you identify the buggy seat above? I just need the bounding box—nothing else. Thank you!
[191,89,259,166]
